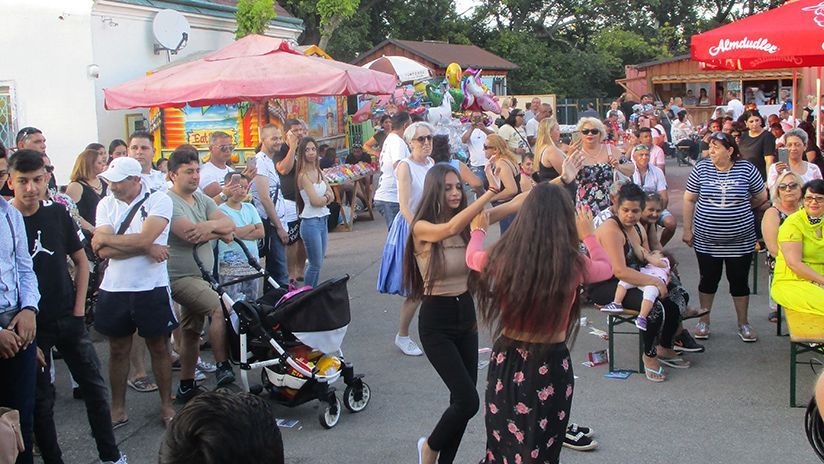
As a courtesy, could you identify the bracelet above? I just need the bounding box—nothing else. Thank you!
[487,187,500,195]
[473,228,486,234]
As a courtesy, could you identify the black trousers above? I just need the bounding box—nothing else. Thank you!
[418,292,480,463]
[34,314,119,463]
[695,252,752,297]
[0,339,36,464]
[589,279,680,357]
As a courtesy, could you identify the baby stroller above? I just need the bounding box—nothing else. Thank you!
[192,240,371,429]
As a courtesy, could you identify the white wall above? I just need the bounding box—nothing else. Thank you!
[0,0,98,184]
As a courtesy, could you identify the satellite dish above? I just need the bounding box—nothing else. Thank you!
[152,9,190,55]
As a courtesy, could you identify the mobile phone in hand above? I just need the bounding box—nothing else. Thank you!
[246,156,257,170]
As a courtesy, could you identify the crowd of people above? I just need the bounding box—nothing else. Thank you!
[1,88,823,464]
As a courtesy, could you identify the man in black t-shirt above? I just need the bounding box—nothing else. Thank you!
[8,150,125,464]
[275,119,307,283]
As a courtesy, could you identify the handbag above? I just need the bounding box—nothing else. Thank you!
[0,408,23,464]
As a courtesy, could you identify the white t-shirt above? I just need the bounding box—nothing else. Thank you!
[374,133,410,203]
[95,188,173,292]
[728,98,745,120]
[142,170,168,193]
[466,128,488,167]
[632,164,667,193]
[498,124,528,153]
[251,151,284,221]
[199,161,233,192]
[766,162,823,190]
[525,117,540,139]
[398,158,434,213]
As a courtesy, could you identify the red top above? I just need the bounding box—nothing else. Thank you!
[466,231,613,335]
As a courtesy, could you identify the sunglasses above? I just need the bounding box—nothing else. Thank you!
[218,144,235,152]
[804,195,824,204]
[778,182,799,191]
[414,135,433,143]
[581,128,601,135]
[483,145,495,150]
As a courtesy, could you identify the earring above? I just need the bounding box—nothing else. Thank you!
[435,201,441,216]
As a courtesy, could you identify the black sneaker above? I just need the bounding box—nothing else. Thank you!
[673,330,705,353]
[567,423,594,438]
[175,382,207,404]
[215,364,236,387]
[72,387,83,400]
[563,430,598,451]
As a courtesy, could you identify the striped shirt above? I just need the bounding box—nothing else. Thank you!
[686,158,764,257]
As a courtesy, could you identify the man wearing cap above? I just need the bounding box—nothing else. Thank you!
[8,150,125,464]
[127,131,167,193]
[91,156,178,427]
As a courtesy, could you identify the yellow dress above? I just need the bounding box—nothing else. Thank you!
[771,209,824,315]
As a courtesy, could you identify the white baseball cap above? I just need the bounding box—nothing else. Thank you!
[100,157,142,182]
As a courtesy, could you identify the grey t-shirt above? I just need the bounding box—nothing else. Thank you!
[167,190,219,280]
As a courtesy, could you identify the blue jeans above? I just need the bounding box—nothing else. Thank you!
[374,200,400,230]
[0,338,36,464]
[300,216,329,288]
[263,220,289,287]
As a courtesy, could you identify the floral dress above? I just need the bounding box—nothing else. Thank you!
[481,339,573,464]
[575,163,613,215]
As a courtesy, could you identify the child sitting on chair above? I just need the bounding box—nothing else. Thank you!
[601,245,671,331]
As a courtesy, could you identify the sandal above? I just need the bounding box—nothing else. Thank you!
[659,356,691,369]
[127,377,158,393]
[644,365,666,382]
[682,307,711,320]
[768,311,779,323]
[111,418,129,430]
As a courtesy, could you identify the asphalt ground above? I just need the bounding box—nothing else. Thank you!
[48,159,818,464]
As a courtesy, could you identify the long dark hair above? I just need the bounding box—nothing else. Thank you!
[402,164,468,299]
[430,134,451,163]
[473,183,585,343]
[295,136,319,215]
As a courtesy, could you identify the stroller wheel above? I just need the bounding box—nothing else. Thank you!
[343,382,371,413]
[319,396,341,429]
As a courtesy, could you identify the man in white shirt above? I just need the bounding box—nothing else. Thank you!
[523,97,542,123]
[127,131,167,193]
[251,124,289,286]
[630,144,677,245]
[638,127,667,174]
[91,157,177,428]
[461,111,492,192]
[200,132,257,206]
[373,111,411,230]
[526,103,553,146]
[727,91,745,120]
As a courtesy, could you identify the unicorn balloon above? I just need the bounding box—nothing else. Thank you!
[460,68,501,114]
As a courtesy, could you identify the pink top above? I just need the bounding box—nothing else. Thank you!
[466,231,613,334]
[639,258,670,283]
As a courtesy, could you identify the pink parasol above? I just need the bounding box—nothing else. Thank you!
[104,35,398,109]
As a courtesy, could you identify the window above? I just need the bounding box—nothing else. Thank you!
[0,83,16,150]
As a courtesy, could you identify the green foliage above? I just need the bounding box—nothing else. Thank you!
[235,0,276,39]
[317,0,358,28]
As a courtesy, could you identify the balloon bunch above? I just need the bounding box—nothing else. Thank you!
[424,63,501,115]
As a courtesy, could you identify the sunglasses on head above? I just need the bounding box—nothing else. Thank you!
[414,135,433,143]
[581,128,600,135]
[16,126,42,143]
[710,131,734,145]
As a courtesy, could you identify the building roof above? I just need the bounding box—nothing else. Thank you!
[107,0,303,28]
[629,54,690,69]
[356,39,518,71]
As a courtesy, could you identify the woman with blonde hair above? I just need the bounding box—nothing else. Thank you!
[535,117,566,182]
[482,133,521,234]
[574,116,635,215]
[66,148,108,234]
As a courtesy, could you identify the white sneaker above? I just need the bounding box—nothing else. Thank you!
[196,358,217,373]
[102,454,128,464]
[395,334,423,356]
[194,368,207,382]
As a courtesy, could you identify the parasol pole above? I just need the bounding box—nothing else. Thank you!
[818,67,822,149]
[792,69,797,127]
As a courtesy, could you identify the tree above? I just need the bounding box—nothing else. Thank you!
[235,0,276,39]
[281,0,362,50]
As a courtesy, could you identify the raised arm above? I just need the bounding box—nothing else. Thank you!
[412,190,496,243]
[487,160,517,203]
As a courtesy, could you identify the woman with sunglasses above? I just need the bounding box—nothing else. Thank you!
[377,122,435,357]
[771,179,824,316]
[482,134,521,234]
[767,129,823,190]
[762,171,804,323]
[683,132,768,342]
[574,117,635,216]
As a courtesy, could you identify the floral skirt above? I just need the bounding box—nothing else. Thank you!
[481,337,573,464]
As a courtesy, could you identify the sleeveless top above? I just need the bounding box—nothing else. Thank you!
[610,216,645,271]
[537,157,561,182]
[76,179,108,226]
[766,207,791,271]
[299,179,330,219]
[414,235,469,296]
[399,157,434,214]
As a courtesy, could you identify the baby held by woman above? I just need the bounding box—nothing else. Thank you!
[602,244,671,331]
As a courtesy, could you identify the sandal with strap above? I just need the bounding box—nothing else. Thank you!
[659,356,691,369]
[644,365,666,382]
[127,377,158,393]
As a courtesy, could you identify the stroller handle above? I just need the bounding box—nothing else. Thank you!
[192,237,278,290]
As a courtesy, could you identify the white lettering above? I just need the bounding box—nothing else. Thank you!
[708,37,779,57]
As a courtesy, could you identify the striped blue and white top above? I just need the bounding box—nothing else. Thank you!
[686,158,765,257]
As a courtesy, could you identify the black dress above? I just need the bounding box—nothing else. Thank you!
[75,180,108,228]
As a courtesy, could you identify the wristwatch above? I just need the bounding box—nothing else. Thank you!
[218,192,228,201]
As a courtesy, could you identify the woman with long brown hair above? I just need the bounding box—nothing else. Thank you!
[66,148,109,235]
[295,136,333,288]
[403,163,497,464]
[467,183,612,463]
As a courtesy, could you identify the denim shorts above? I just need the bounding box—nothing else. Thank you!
[374,200,400,230]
